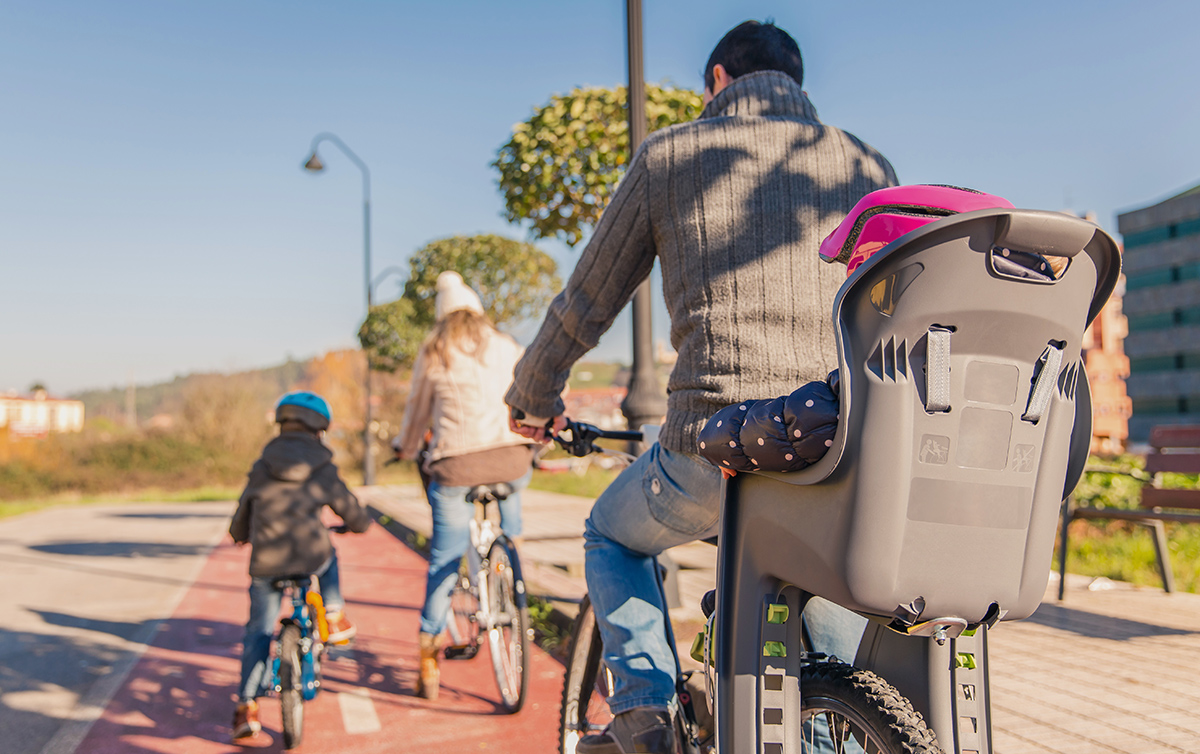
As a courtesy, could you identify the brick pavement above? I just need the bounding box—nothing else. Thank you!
[364,484,1200,753]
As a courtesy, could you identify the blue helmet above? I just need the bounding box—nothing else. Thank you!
[275,391,331,431]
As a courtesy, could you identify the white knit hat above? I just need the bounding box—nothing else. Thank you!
[434,271,484,321]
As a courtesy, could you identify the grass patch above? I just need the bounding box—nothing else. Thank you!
[1060,457,1200,592]
[1059,518,1200,592]
[527,595,572,657]
[529,466,622,499]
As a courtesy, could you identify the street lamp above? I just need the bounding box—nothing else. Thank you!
[620,0,667,433]
[372,265,408,300]
[302,132,377,485]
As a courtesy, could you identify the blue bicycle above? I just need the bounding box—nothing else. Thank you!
[270,525,348,750]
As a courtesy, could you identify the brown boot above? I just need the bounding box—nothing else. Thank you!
[416,631,442,700]
[231,699,261,741]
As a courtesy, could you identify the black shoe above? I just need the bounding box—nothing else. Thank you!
[576,707,675,754]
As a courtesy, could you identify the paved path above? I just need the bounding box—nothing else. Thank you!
[366,484,1200,754]
[2,500,562,754]
[0,502,232,754]
[4,492,1198,753]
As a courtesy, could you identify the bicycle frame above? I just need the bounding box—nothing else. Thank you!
[715,479,993,754]
[271,579,322,703]
[446,500,529,642]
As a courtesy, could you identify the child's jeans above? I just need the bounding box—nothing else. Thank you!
[238,550,343,702]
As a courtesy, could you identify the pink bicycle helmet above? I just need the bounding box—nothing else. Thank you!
[819,185,1014,275]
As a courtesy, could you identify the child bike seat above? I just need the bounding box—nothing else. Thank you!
[722,208,1120,624]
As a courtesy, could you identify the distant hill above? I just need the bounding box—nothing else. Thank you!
[73,359,309,425]
[73,357,659,427]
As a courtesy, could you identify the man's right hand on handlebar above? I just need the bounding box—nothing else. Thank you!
[508,406,567,444]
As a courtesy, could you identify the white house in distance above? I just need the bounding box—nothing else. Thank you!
[0,390,85,437]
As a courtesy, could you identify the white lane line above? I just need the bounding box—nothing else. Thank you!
[338,688,381,734]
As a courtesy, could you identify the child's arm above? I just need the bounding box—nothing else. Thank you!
[321,467,372,533]
[228,462,266,543]
[697,373,840,474]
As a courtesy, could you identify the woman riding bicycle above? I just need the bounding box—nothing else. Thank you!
[392,270,537,701]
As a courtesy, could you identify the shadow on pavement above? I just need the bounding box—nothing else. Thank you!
[1026,601,1196,639]
[31,610,148,643]
[0,625,139,754]
[108,512,231,520]
[29,541,211,559]
[0,551,244,594]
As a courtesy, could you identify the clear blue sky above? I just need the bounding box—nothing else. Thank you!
[3,0,1198,394]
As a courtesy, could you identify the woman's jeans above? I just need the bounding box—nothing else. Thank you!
[238,551,344,702]
[419,468,531,636]
[583,443,866,715]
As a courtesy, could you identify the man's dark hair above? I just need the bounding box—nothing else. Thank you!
[704,20,803,92]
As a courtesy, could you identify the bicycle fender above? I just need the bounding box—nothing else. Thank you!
[493,534,527,609]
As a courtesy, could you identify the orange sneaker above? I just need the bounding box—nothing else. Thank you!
[326,611,357,645]
[231,699,261,741]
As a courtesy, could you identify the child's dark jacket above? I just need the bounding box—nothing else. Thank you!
[698,371,840,473]
[229,431,371,578]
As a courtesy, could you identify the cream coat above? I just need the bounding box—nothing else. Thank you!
[397,328,531,462]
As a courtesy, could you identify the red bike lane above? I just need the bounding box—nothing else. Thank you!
[75,517,565,753]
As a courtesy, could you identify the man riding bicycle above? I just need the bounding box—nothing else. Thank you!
[506,20,897,754]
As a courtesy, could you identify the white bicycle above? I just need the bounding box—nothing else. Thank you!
[442,481,531,713]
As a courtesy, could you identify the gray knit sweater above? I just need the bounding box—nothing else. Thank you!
[505,71,897,454]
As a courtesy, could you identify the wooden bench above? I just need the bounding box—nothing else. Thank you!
[1059,424,1200,598]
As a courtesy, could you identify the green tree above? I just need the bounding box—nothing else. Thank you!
[358,234,560,371]
[494,84,703,247]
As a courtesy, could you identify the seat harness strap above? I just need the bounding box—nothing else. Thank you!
[1021,342,1064,424]
[925,326,953,413]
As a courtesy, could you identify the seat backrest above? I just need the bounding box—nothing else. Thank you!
[743,208,1119,622]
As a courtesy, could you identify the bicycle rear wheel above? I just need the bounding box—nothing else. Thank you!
[445,564,481,659]
[800,662,942,754]
[278,623,305,750]
[486,538,529,713]
[559,595,613,754]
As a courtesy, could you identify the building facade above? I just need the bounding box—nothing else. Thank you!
[1117,183,1200,441]
[1082,283,1131,454]
[0,390,85,437]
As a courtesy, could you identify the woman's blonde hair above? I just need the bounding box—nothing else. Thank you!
[422,308,495,366]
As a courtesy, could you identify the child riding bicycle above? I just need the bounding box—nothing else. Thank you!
[228,391,371,742]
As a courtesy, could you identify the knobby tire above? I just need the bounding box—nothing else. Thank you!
[558,595,609,754]
[800,661,943,754]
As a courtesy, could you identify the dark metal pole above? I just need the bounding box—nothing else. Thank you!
[363,184,375,486]
[304,133,375,485]
[620,0,667,433]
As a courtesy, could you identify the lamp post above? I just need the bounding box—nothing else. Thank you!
[620,0,667,433]
[371,265,408,300]
[302,132,377,485]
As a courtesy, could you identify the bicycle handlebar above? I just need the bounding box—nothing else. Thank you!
[552,419,643,458]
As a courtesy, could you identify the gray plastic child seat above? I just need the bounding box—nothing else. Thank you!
[719,208,1120,627]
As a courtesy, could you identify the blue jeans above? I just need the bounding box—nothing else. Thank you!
[419,468,531,636]
[238,551,344,702]
[584,443,866,715]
